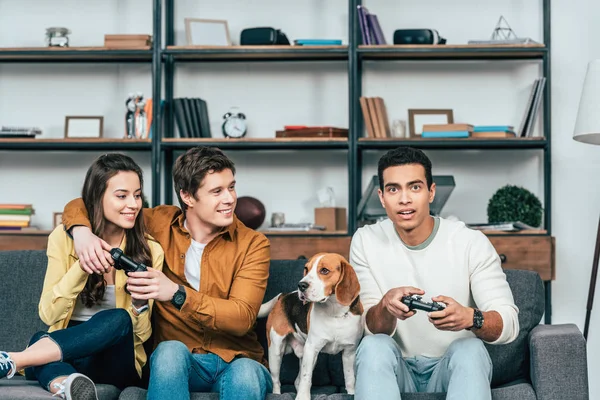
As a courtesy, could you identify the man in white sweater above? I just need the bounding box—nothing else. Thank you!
[351,147,519,400]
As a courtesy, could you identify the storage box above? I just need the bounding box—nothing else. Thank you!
[314,207,347,232]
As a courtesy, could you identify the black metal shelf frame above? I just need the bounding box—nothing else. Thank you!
[0,141,152,151]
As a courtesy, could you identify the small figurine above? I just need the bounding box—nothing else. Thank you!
[134,93,147,139]
[125,93,136,139]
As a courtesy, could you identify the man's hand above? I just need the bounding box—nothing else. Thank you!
[382,286,425,320]
[126,268,180,302]
[72,226,113,275]
[428,295,474,331]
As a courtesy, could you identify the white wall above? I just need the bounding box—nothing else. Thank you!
[0,0,599,396]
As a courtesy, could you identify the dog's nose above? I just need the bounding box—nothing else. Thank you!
[298,281,309,292]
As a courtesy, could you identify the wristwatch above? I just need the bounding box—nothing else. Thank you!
[171,285,187,310]
[469,308,484,330]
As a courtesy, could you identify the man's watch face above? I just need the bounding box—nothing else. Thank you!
[473,309,484,329]
[174,292,185,305]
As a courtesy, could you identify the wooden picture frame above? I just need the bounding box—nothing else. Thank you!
[184,18,231,46]
[53,212,63,228]
[65,116,104,139]
[408,109,454,138]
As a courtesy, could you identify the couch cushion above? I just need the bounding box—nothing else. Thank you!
[0,376,120,400]
[0,250,48,352]
[485,269,544,387]
[326,383,535,399]
[256,259,332,386]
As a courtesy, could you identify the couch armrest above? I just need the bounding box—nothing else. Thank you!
[529,324,589,399]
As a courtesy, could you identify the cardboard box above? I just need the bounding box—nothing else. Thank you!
[315,207,347,232]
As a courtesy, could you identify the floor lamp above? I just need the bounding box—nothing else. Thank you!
[573,59,600,340]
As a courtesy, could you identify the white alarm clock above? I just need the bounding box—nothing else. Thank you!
[222,108,247,138]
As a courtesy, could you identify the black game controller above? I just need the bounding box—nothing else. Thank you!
[401,296,445,312]
[110,248,147,274]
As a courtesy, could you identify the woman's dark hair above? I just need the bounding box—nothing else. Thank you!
[79,153,152,307]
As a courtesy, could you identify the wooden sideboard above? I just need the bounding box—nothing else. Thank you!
[0,230,555,281]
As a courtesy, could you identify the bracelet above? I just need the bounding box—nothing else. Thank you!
[131,303,149,316]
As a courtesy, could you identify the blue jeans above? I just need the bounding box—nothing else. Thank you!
[355,334,493,400]
[24,308,139,391]
[147,340,273,400]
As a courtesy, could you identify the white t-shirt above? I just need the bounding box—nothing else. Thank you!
[350,217,519,358]
[71,285,116,321]
[185,236,206,292]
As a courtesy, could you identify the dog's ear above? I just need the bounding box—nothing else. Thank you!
[335,257,360,306]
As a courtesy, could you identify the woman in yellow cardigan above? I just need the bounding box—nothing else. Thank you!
[0,154,164,399]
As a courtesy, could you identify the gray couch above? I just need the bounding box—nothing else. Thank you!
[0,250,589,400]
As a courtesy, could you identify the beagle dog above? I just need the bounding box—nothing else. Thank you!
[258,253,364,400]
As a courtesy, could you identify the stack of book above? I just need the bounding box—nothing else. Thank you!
[357,6,386,45]
[104,34,152,49]
[421,123,472,138]
[0,204,34,230]
[359,96,390,138]
[472,125,516,138]
[0,126,42,139]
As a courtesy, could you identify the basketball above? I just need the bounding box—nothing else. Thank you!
[234,196,266,229]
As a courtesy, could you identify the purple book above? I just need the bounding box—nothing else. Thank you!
[367,14,386,45]
[357,6,372,45]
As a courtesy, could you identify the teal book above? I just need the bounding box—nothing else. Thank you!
[473,125,514,132]
[294,39,343,46]
[421,130,470,138]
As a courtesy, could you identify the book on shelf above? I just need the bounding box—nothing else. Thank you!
[359,96,390,138]
[421,130,470,138]
[293,39,342,46]
[467,221,539,232]
[517,78,546,138]
[0,126,42,139]
[422,123,474,132]
[104,34,152,48]
[173,97,211,138]
[471,125,516,138]
[0,204,34,229]
[357,6,386,45]
[275,127,348,138]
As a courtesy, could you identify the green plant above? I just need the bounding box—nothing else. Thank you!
[487,185,543,227]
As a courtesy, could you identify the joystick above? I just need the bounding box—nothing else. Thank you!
[110,248,147,274]
[401,295,445,312]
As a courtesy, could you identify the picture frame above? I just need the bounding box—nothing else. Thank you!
[53,212,63,228]
[184,18,231,46]
[408,109,454,138]
[65,116,104,139]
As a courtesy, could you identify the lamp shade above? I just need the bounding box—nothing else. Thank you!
[574,59,600,145]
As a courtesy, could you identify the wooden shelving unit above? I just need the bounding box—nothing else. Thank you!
[0,138,152,151]
[0,47,153,62]
[358,44,547,60]
[164,45,348,62]
[357,137,548,150]
[161,137,348,150]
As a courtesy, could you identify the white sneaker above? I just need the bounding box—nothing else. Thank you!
[0,351,16,379]
[52,373,98,400]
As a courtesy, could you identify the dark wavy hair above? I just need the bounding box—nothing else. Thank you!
[377,146,433,191]
[79,153,152,307]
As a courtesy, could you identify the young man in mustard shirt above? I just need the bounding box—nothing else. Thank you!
[62,146,272,400]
